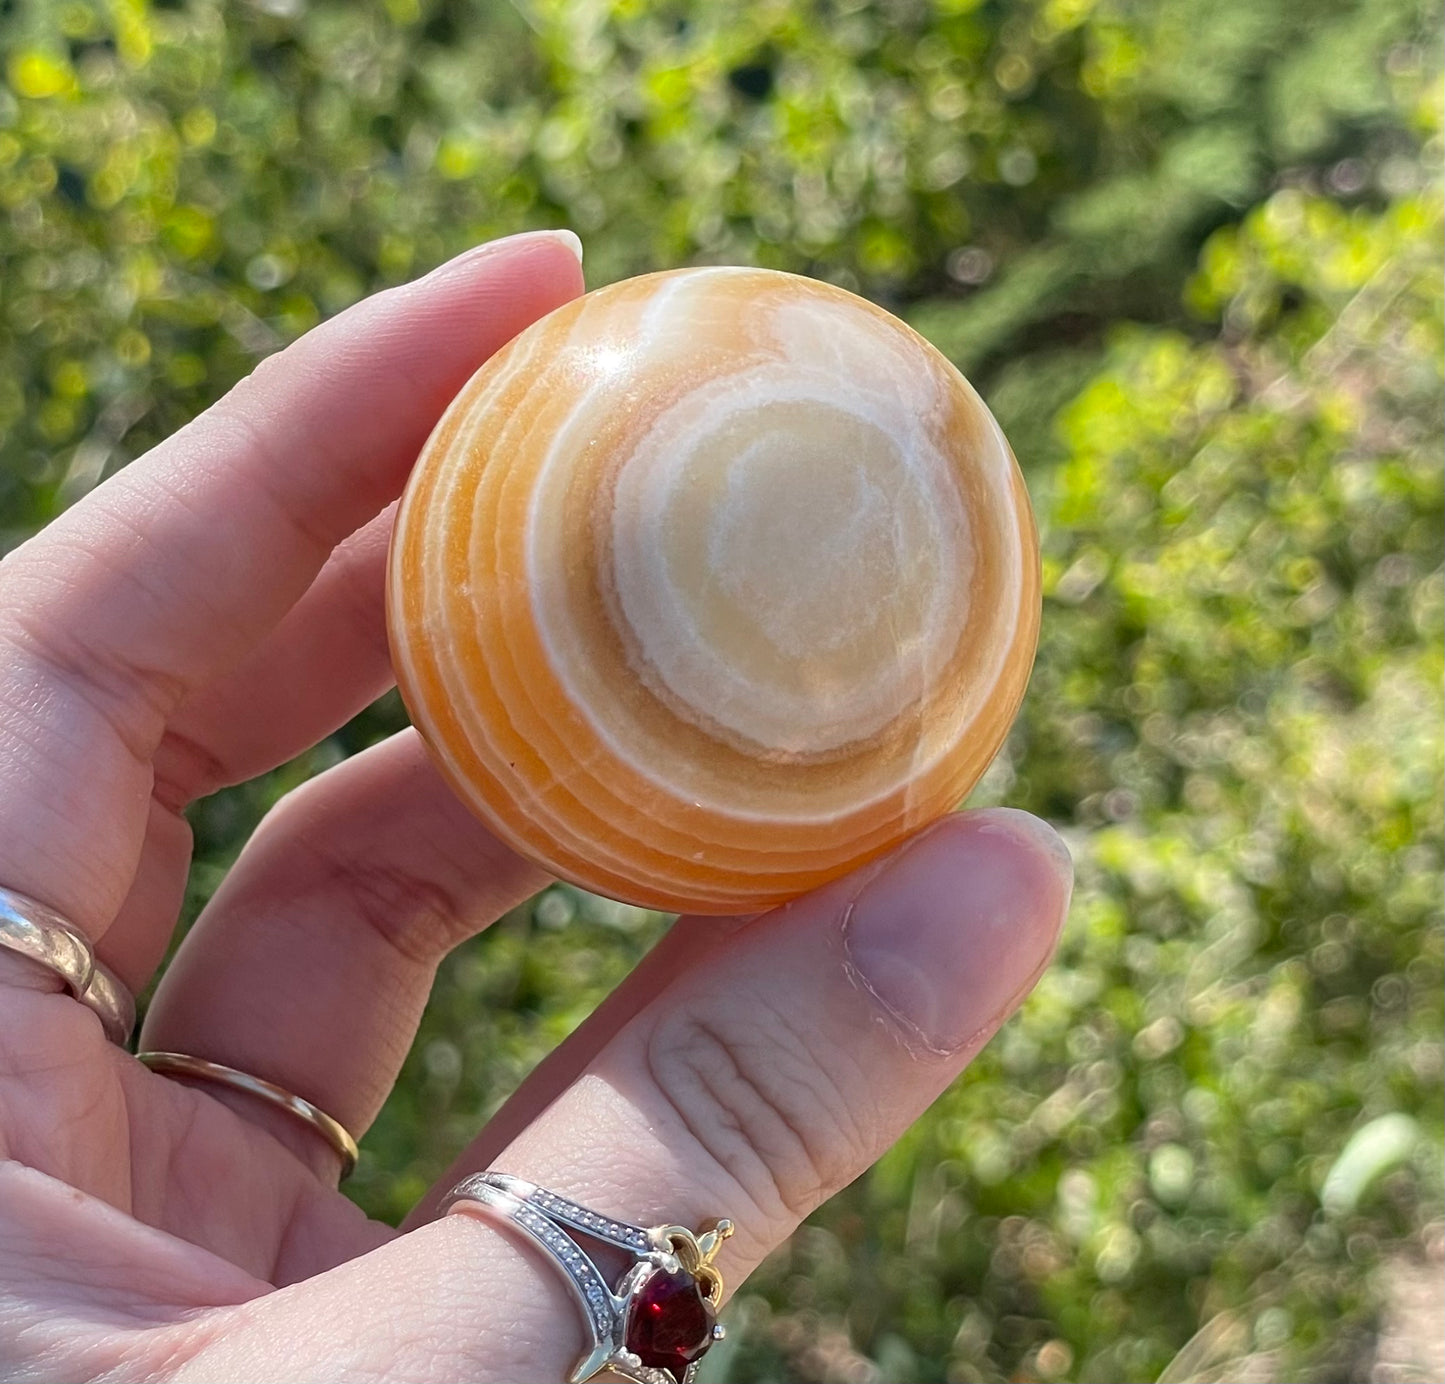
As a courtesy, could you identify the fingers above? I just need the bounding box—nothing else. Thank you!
[141,730,548,1180]
[0,230,583,939]
[166,809,1071,1382]
[104,506,399,986]
[101,504,398,986]
[472,808,1070,1269]
[152,505,397,809]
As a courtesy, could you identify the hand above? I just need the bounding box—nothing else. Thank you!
[0,231,1072,1383]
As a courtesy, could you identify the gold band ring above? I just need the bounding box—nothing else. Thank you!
[136,1051,360,1179]
[0,885,136,1047]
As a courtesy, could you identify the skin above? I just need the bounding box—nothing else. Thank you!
[0,231,1073,1382]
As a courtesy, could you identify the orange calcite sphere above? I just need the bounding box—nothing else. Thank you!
[387,267,1040,913]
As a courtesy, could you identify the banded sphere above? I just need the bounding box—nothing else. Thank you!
[387,267,1040,913]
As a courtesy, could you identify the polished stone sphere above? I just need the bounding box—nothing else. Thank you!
[387,267,1039,913]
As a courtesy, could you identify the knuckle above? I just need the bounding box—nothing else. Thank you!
[262,789,468,968]
[152,725,232,808]
[324,856,466,968]
[226,346,291,410]
[0,602,174,765]
[643,998,872,1224]
[202,374,334,557]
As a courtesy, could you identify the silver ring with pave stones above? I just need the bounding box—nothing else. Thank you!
[444,1172,732,1384]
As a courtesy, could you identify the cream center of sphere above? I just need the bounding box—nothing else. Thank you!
[516,267,1019,819]
[610,391,972,757]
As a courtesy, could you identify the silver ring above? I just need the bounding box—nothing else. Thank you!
[445,1172,732,1384]
[0,886,135,1046]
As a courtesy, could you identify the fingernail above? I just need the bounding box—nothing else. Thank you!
[488,227,583,263]
[427,229,584,279]
[842,809,1073,1055]
[544,228,585,264]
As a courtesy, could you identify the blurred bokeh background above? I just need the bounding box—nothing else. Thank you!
[2,1,1441,1379]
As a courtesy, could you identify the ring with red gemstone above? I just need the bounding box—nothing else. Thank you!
[444,1172,732,1384]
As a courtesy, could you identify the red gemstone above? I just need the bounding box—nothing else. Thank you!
[625,1265,716,1383]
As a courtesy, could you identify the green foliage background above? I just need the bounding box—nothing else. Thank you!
[1,1,1441,1380]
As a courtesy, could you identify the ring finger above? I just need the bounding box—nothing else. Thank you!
[139,729,549,1181]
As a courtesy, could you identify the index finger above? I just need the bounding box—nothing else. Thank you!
[0,230,584,934]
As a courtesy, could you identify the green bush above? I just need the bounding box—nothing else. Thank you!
[1,2,1440,1380]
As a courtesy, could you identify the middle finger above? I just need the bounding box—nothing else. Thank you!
[151,504,399,811]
